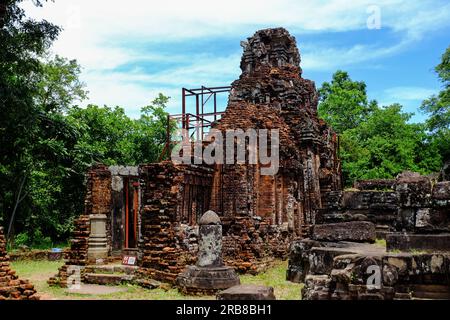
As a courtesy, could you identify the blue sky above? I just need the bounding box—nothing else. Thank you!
[22,0,450,123]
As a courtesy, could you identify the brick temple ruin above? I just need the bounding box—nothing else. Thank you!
[48,27,450,299]
[49,27,341,288]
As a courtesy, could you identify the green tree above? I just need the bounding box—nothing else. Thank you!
[318,70,377,133]
[37,55,88,112]
[67,105,138,166]
[0,0,60,240]
[0,1,175,246]
[341,104,441,184]
[421,46,450,161]
[134,93,173,163]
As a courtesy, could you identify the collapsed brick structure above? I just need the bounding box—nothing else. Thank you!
[287,172,450,300]
[49,165,109,287]
[49,27,450,300]
[48,215,90,287]
[50,27,343,287]
[0,227,39,300]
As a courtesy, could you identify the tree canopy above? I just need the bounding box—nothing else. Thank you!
[421,46,450,161]
[0,0,171,246]
[318,70,377,133]
[0,0,447,247]
[319,69,444,186]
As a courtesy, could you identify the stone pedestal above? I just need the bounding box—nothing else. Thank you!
[87,214,108,262]
[176,211,240,295]
[177,265,240,295]
[217,284,276,300]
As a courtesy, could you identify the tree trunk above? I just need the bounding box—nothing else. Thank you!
[0,1,9,29]
[7,174,27,242]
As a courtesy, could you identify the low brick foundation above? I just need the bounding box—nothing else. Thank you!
[0,227,39,300]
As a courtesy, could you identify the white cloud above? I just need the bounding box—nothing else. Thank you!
[19,0,450,116]
[301,40,409,71]
[79,52,240,117]
[377,86,438,123]
[384,86,436,101]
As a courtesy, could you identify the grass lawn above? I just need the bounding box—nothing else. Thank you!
[11,259,302,300]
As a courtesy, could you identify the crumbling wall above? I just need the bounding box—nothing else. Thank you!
[317,172,450,239]
[138,162,213,283]
[48,215,90,288]
[48,165,110,287]
[222,216,291,274]
[0,227,39,300]
[288,171,450,300]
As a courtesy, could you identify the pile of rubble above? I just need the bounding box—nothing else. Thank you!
[138,162,204,283]
[288,171,450,300]
[0,227,39,300]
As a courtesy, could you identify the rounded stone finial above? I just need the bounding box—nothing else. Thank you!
[199,210,221,225]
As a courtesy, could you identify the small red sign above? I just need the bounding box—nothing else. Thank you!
[122,256,137,265]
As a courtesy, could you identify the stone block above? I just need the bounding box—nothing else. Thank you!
[286,239,322,282]
[354,179,395,191]
[395,171,432,208]
[341,192,371,210]
[386,233,450,252]
[217,284,276,300]
[312,222,376,242]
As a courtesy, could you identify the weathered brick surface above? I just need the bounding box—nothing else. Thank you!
[312,221,376,242]
[0,227,39,300]
[210,28,342,235]
[138,162,212,283]
[222,216,291,274]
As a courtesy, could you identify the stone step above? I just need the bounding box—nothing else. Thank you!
[134,279,162,289]
[83,273,135,285]
[84,265,138,275]
[411,285,450,300]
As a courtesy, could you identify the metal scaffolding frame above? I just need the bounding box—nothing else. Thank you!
[159,85,232,161]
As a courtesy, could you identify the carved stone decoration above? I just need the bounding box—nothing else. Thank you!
[176,211,240,295]
[197,210,223,267]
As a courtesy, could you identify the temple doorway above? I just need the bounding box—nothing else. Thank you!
[123,177,139,249]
